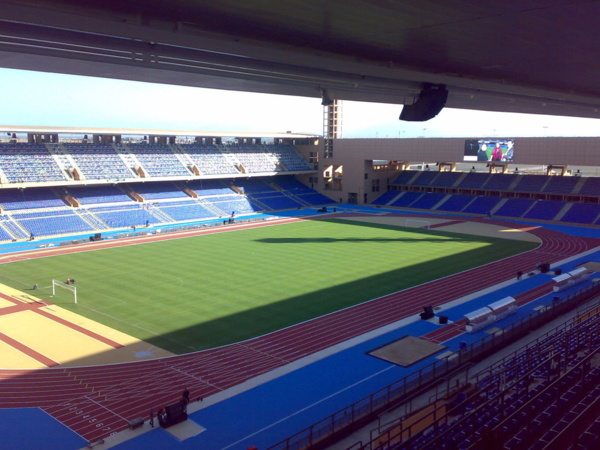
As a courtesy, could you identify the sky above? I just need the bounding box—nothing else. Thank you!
[1,68,599,139]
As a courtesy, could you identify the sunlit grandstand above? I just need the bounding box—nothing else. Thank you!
[1,1,600,449]
[0,124,598,450]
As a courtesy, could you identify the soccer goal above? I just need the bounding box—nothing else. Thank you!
[405,218,431,230]
[52,279,78,304]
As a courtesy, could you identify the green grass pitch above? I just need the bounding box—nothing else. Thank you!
[0,219,537,353]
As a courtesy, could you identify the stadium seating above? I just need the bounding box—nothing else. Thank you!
[67,185,132,205]
[461,196,502,215]
[0,143,66,183]
[560,203,600,224]
[523,200,565,221]
[0,187,65,210]
[126,144,191,177]
[436,194,475,212]
[64,144,133,180]
[493,198,536,218]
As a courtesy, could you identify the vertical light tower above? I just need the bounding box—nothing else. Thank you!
[322,92,341,159]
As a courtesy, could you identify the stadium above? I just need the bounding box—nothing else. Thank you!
[0,2,600,450]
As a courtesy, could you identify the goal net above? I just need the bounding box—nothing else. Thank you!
[404,219,431,230]
[52,279,78,303]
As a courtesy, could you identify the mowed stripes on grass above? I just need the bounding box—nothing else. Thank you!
[0,218,537,353]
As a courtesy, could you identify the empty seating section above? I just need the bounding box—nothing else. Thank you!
[234,178,276,194]
[185,179,233,197]
[391,191,423,207]
[0,144,66,183]
[391,170,420,185]
[126,144,190,177]
[67,185,131,204]
[410,170,439,186]
[91,205,158,228]
[154,200,214,221]
[462,196,502,215]
[0,220,14,241]
[64,144,132,179]
[484,173,518,190]
[0,187,64,210]
[183,145,239,175]
[0,144,313,184]
[371,190,400,205]
[211,197,258,215]
[13,209,94,236]
[543,176,580,194]
[296,192,334,206]
[523,200,565,220]
[130,182,187,200]
[221,145,279,173]
[268,144,313,171]
[514,174,550,192]
[398,311,600,450]
[437,194,474,212]
[457,172,490,189]
[493,198,536,218]
[253,194,302,210]
[578,177,600,196]
[273,176,314,195]
[560,203,600,224]
[410,192,446,210]
[432,171,461,188]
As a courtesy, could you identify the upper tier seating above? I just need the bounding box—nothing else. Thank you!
[0,143,66,183]
[578,177,600,196]
[484,173,518,190]
[63,144,133,180]
[221,145,279,173]
[126,144,190,177]
[432,171,462,188]
[456,172,491,189]
[542,175,581,194]
[513,174,550,192]
[267,144,313,171]
[182,145,239,175]
[409,170,439,186]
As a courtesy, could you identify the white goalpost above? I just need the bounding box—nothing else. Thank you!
[52,279,78,304]
[404,218,431,230]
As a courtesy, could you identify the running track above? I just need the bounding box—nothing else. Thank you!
[0,214,598,442]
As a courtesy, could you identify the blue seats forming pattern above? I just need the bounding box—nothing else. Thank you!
[461,196,502,215]
[436,194,475,212]
[398,311,600,450]
[0,144,66,183]
[64,144,133,180]
[523,200,565,221]
[126,144,190,177]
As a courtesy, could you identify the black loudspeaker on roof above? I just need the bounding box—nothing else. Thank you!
[400,84,448,122]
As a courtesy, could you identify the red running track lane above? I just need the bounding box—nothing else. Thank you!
[0,214,598,442]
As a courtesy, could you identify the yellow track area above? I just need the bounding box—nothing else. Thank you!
[0,283,173,370]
